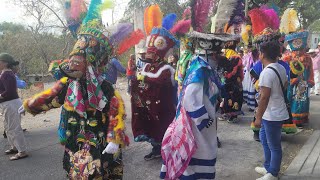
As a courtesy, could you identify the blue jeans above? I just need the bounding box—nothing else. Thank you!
[260,119,283,177]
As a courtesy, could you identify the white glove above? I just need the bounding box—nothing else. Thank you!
[18,106,25,115]
[102,142,119,154]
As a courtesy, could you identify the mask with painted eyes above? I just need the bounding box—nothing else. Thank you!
[197,38,224,53]
[145,28,179,63]
[64,32,112,78]
[285,31,309,51]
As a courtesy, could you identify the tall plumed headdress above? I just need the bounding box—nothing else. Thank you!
[190,0,215,32]
[248,6,281,48]
[143,5,180,61]
[211,0,245,34]
[280,8,309,51]
[58,0,145,119]
[64,0,144,66]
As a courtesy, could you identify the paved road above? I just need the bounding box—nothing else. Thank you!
[0,79,315,180]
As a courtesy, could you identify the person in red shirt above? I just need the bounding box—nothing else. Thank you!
[126,54,136,94]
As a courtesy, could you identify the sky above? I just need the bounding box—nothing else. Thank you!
[0,0,130,27]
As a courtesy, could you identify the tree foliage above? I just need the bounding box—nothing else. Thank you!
[125,0,190,20]
[0,22,74,76]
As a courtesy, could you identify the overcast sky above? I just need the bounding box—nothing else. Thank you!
[0,0,130,26]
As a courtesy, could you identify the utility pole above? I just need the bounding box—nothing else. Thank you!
[245,0,249,18]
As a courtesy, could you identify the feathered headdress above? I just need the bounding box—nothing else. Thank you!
[143,5,180,60]
[117,29,145,55]
[190,0,215,32]
[62,0,87,36]
[249,6,280,36]
[212,0,245,33]
[144,4,163,35]
[280,8,300,34]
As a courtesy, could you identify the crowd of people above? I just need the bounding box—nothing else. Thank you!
[1,1,319,180]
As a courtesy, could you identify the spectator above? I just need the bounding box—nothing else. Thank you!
[3,61,27,138]
[311,49,320,95]
[126,54,136,94]
[101,56,126,85]
[254,42,289,180]
[168,54,178,69]
[0,53,28,161]
[136,48,147,71]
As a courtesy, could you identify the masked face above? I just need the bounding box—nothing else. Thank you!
[145,30,176,63]
[64,34,108,78]
[198,39,224,53]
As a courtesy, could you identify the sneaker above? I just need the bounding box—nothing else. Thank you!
[144,151,161,161]
[217,116,226,121]
[255,166,267,176]
[256,173,278,180]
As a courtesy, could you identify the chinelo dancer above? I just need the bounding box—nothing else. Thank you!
[160,31,239,180]
[212,0,246,123]
[18,0,144,178]
[281,8,314,128]
[130,5,180,161]
[160,0,239,179]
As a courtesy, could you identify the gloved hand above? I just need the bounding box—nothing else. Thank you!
[18,106,25,115]
[102,142,119,154]
[137,74,145,81]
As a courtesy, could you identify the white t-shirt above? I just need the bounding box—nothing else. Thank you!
[259,63,289,121]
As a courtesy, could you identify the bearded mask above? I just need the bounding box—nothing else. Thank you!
[145,28,179,63]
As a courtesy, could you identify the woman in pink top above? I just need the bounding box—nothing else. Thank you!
[311,49,320,95]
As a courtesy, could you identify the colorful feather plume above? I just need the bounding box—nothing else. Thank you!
[182,7,192,20]
[241,25,251,45]
[213,0,239,33]
[61,0,87,37]
[144,4,163,35]
[117,29,145,55]
[280,8,300,35]
[110,23,134,46]
[249,7,280,35]
[226,0,245,31]
[70,0,86,19]
[191,0,215,32]
[170,20,192,35]
[99,0,115,12]
[162,13,177,31]
[83,0,102,24]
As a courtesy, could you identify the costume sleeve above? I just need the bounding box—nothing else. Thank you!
[23,77,68,116]
[106,90,129,147]
[113,58,126,74]
[183,82,210,131]
[143,67,174,85]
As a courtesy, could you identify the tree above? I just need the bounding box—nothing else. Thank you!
[125,0,190,21]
